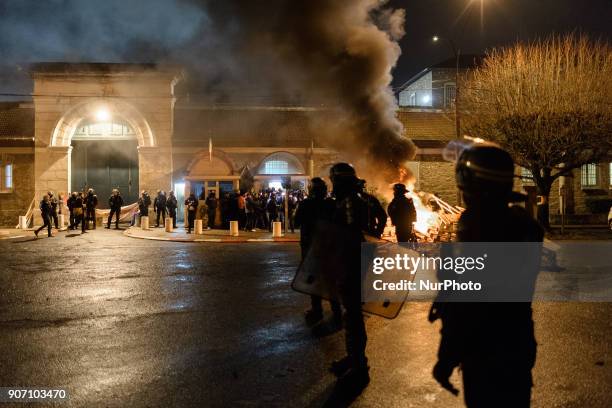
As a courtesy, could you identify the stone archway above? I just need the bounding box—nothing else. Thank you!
[50,99,155,148]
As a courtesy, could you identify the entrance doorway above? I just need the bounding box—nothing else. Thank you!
[70,119,139,208]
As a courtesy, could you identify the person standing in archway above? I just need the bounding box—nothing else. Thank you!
[167,191,178,229]
[205,191,218,230]
[154,190,167,228]
[106,189,123,229]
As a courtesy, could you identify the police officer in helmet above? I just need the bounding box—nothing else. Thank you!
[387,183,417,243]
[429,143,543,407]
[294,177,342,326]
[326,162,371,397]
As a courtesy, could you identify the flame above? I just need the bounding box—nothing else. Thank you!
[408,190,440,235]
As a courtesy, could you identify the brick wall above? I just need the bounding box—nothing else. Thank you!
[0,152,35,226]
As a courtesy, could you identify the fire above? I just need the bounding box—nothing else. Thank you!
[408,190,440,235]
[381,181,463,242]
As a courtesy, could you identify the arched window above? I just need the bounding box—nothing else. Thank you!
[258,152,304,175]
[73,119,136,140]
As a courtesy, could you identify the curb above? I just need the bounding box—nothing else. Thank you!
[123,229,299,243]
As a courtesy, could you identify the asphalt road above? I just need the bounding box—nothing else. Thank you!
[0,229,610,407]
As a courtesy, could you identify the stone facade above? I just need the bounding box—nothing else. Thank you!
[0,149,35,226]
[31,63,181,216]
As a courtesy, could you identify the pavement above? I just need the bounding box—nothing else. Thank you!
[124,224,300,243]
[0,228,610,407]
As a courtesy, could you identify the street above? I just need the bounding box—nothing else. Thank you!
[0,229,610,407]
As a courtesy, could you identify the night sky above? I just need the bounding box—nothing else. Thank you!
[0,0,610,98]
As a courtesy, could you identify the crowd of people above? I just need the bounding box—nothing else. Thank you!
[33,182,421,242]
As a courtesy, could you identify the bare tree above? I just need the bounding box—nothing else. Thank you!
[461,34,612,227]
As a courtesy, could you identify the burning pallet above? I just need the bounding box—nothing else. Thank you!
[382,192,463,243]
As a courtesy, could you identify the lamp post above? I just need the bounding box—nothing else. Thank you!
[433,35,462,206]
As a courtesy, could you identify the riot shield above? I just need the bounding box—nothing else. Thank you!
[292,222,413,319]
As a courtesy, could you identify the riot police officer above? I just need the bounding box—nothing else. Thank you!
[106,189,123,229]
[326,163,371,396]
[67,192,77,230]
[205,191,218,229]
[138,190,152,217]
[166,191,178,229]
[356,179,387,238]
[185,192,198,233]
[154,190,167,227]
[85,188,98,230]
[294,177,341,326]
[387,183,417,242]
[429,143,543,407]
[34,195,53,238]
[47,191,59,229]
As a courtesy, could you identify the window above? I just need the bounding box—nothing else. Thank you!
[264,160,289,175]
[0,156,14,193]
[444,83,456,108]
[581,163,598,187]
[5,164,12,189]
[520,167,534,184]
[73,120,135,140]
[609,163,612,187]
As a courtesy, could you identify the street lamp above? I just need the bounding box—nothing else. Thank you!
[433,35,462,205]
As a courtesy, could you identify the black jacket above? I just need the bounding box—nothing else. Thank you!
[40,200,52,216]
[85,193,98,209]
[294,197,335,251]
[185,196,198,213]
[433,204,544,374]
[166,195,178,211]
[154,194,167,210]
[205,196,217,210]
[387,195,416,230]
[109,194,124,210]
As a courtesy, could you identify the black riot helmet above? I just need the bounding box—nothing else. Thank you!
[456,143,521,201]
[329,162,356,181]
[393,183,407,196]
[308,177,327,198]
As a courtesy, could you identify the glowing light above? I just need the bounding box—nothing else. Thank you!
[95,108,111,122]
[422,94,431,104]
[432,36,439,42]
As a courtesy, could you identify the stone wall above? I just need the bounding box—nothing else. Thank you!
[0,150,35,226]
[415,160,458,206]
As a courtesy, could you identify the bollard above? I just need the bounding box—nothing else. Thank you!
[19,216,28,229]
[229,220,239,236]
[141,216,149,230]
[58,214,65,229]
[165,217,173,233]
[195,219,203,235]
[272,221,282,237]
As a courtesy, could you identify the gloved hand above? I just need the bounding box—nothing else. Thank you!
[433,360,459,396]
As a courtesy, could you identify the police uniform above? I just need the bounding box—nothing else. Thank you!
[430,144,543,407]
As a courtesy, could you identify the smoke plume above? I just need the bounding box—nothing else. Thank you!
[189,0,416,181]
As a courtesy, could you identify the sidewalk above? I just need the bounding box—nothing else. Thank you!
[123,225,300,243]
[0,228,29,240]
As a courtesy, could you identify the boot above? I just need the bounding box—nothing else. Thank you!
[334,365,370,398]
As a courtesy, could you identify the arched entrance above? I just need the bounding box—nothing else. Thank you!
[71,117,139,207]
[48,100,156,207]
